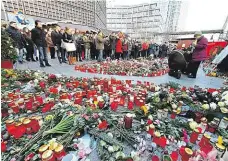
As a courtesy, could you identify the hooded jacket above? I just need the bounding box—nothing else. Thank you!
[192,36,208,61]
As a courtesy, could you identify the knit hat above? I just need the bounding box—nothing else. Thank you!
[194,31,202,37]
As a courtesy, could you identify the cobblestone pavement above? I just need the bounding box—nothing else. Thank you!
[15,56,224,89]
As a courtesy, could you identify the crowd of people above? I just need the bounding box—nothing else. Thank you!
[3,20,172,68]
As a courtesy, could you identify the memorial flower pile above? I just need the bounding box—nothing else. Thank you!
[75,58,169,77]
[1,69,228,161]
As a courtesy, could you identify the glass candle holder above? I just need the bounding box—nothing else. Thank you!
[119,96,125,106]
[30,117,40,133]
[157,109,163,119]
[219,117,228,129]
[23,119,33,135]
[5,119,16,136]
[42,150,56,161]
[39,145,49,158]
[128,101,134,110]
[190,129,199,143]
[14,122,26,139]
[180,148,193,161]
[54,144,66,160]
[124,114,133,129]
[74,98,82,105]
[215,143,225,159]
[11,105,20,114]
[207,121,217,133]
[198,134,211,148]
[110,101,118,111]
[200,142,213,155]
[25,100,33,111]
[162,109,168,118]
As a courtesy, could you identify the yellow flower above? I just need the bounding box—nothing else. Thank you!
[48,138,58,150]
[45,115,54,121]
[141,105,148,115]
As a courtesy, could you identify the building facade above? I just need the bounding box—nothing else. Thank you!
[1,0,107,29]
[107,0,183,41]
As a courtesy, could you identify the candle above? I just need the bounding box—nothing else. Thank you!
[215,143,225,159]
[124,114,133,129]
[190,129,199,143]
[42,150,56,161]
[25,100,33,111]
[207,121,217,133]
[11,105,20,114]
[98,100,105,109]
[198,134,211,148]
[157,109,163,119]
[54,144,66,160]
[180,148,193,161]
[200,142,213,155]
[119,96,125,106]
[5,119,16,136]
[39,145,49,157]
[23,119,33,135]
[219,117,228,129]
[128,101,134,110]
[14,122,26,139]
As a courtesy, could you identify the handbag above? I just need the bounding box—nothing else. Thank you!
[64,42,76,52]
[61,40,66,49]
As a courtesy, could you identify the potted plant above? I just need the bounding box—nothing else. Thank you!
[1,29,18,69]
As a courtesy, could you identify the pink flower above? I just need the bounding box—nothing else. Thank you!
[27,135,33,139]
[78,150,86,158]
[92,113,99,119]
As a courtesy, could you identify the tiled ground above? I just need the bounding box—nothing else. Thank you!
[15,56,224,88]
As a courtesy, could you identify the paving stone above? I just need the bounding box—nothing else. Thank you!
[15,58,224,88]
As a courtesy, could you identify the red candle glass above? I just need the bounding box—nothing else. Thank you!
[42,150,56,161]
[98,100,105,109]
[124,114,133,129]
[14,122,26,139]
[198,134,210,148]
[110,101,118,111]
[74,98,82,105]
[128,101,134,110]
[200,142,213,155]
[119,96,125,106]
[36,96,43,105]
[170,151,178,161]
[5,119,16,136]
[23,119,33,135]
[30,117,40,133]
[180,148,193,161]
[54,144,66,160]
[159,136,167,148]
[190,129,199,143]
[39,145,49,157]
[25,100,33,111]
[11,105,20,114]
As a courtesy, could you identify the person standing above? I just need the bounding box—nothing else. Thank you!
[83,31,92,60]
[6,21,26,64]
[161,42,168,58]
[51,25,64,63]
[128,39,132,60]
[141,41,148,57]
[115,32,123,60]
[187,31,208,78]
[122,38,128,59]
[109,32,117,59]
[63,27,75,65]
[22,27,36,61]
[96,31,105,62]
[31,20,51,67]
[74,30,83,61]
[46,28,55,59]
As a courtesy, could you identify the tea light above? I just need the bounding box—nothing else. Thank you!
[42,150,55,161]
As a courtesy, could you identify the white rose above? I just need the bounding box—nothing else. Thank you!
[218,102,225,107]
[210,102,217,110]
[108,146,114,153]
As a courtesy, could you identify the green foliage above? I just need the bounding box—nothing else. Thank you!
[1,29,18,61]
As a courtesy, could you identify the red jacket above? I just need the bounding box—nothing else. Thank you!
[116,39,123,53]
[142,42,148,50]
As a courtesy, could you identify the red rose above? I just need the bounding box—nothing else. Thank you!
[98,120,108,130]
[1,141,7,152]
[25,152,35,161]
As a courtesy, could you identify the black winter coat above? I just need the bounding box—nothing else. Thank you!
[6,26,25,49]
[51,31,62,46]
[63,32,73,43]
[31,27,47,47]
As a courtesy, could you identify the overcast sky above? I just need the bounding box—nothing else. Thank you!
[109,0,228,31]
